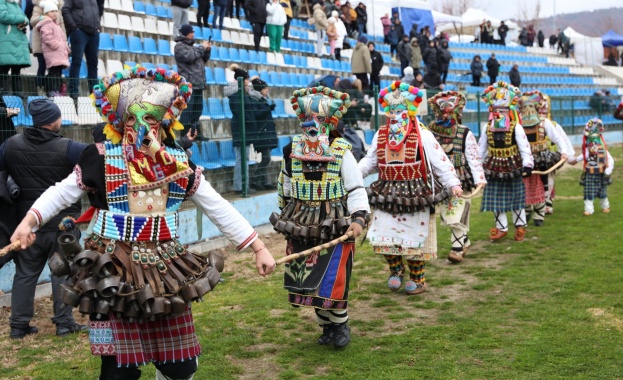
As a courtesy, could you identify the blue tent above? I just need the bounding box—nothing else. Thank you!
[393,6,435,37]
[601,30,623,47]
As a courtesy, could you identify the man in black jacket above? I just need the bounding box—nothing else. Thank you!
[368,42,384,90]
[0,99,88,339]
[498,21,509,45]
[509,64,521,87]
[486,53,500,85]
[245,0,268,51]
[62,0,104,99]
[437,40,452,84]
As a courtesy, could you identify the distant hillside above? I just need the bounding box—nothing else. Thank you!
[511,7,623,38]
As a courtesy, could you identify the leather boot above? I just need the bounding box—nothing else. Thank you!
[332,322,351,349]
[317,324,333,345]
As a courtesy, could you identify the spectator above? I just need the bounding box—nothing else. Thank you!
[211,0,228,30]
[589,91,606,114]
[0,98,88,339]
[355,2,366,37]
[282,0,293,40]
[437,39,452,84]
[482,20,494,44]
[336,78,371,127]
[312,2,328,56]
[470,55,483,86]
[518,27,528,46]
[174,24,211,137]
[498,21,509,45]
[401,66,415,83]
[381,13,391,44]
[334,11,347,61]
[396,34,411,74]
[351,35,371,91]
[0,96,17,143]
[326,16,338,58]
[392,15,405,46]
[197,0,211,28]
[368,41,383,90]
[549,32,558,50]
[323,0,338,18]
[347,2,357,37]
[63,0,104,99]
[408,22,418,39]
[0,0,30,95]
[423,39,438,72]
[423,66,444,91]
[249,77,278,190]
[556,28,564,52]
[291,0,299,18]
[245,0,268,52]
[227,0,242,19]
[478,19,486,43]
[605,51,618,66]
[410,37,422,72]
[36,1,70,97]
[0,96,18,270]
[171,0,192,37]
[339,3,352,35]
[537,30,545,48]
[527,25,535,46]
[266,0,287,53]
[336,120,365,161]
[602,90,614,113]
[411,69,424,88]
[486,53,500,85]
[418,26,430,54]
[30,0,65,97]
[387,23,399,58]
[509,64,521,87]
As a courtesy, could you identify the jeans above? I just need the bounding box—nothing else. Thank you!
[227,0,241,19]
[68,29,99,98]
[400,60,409,75]
[234,145,251,192]
[358,23,365,36]
[254,148,272,187]
[441,70,448,84]
[179,89,203,132]
[213,4,227,30]
[172,6,189,36]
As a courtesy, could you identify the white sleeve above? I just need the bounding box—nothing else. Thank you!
[281,164,292,198]
[543,119,569,156]
[605,151,614,176]
[421,128,461,189]
[464,130,487,185]
[342,150,370,213]
[357,130,379,178]
[514,124,534,168]
[190,176,258,250]
[555,122,575,157]
[574,149,585,163]
[478,124,489,161]
[30,172,85,230]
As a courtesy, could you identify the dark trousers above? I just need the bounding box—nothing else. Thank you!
[226,0,241,19]
[35,53,46,87]
[283,16,292,40]
[440,70,448,84]
[251,22,265,51]
[252,148,272,187]
[68,29,99,98]
[197,0,210,27]
[390,44,397,56]
[0,66,23,93]
[489,75,497,85]
[213,4,227,30]
[370,72,381,90]
[99,355,197,380]
[335,47,342,61]
[355,73,370,91]
[10,229,78,328]
[472,75,481,86]
[400,60,409,75]
[46,66,64,94]
[180,89,203,132]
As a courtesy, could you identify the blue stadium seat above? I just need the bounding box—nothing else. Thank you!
[188,144,207,167]
[143,38,157,55]
[156,63,170,70]
[269,71,282,86]
[211,29,222,42]
[156,6,169,18]
[191,0,198,7]
[213,67,227,85]
[271,135,291,158]
[205,67,215,85]
[128,36,143,54]
[364,129,375,145]
[260,71,270,85]
[228,47,240,61]
[240,20,251,30]
[239,49,251,64]
[218,46,230,61]
[113,34,129,52]
[99,33,113,51]
[210,46,220,61]
[134,1,145,13]
[208,98,226,119]
[283,54,294,66]
[248,69,259,79]
[201,98,210,117]
[145,3,157,16]
[278,72,291,87]
[140,62,155,69]
[158,39,172,56]
[201,141,224,170]
[218,140,237,167]
[193,26,203,39]
[221,98,233,118]
[272,99,288,118]
[3,96,31,127]
[249,50,259,63]
[258,51,267,64]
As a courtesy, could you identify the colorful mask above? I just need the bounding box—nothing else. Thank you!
[379,81,423,149]
[539,93,551,120]
[482,81,520,132]
[93,67,193,189]
[290,86,350,161]
[428,90,466,126]
[519,90,545,128]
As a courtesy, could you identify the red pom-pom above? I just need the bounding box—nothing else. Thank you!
[312,88,317,94]
[108,114,116,122]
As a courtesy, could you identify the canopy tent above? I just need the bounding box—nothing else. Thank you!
[601,30,623,47]
[359,0,434,39]
[563,27,603,66]
[432,10,462,28]
[437,8,518,43]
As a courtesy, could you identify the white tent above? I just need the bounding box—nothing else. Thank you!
[437,8,518,43]
[563,27,603,66]
[432,10,462,27]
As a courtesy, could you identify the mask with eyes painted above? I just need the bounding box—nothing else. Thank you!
[429,91,466,127]
[378,82,423,149]
[519,91,545,128]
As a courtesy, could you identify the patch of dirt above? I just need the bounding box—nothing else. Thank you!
[588,308,623,332]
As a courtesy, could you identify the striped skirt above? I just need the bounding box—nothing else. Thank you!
[481,177,526,213]
[523,175,546,205]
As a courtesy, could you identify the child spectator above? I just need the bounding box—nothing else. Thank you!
[31,0,66,97]
[37,1,70,97]
[326,17,338,59]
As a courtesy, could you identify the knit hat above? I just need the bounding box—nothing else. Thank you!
[403,66,413,76]
[358,35,368,44]
[179,24,194,36]
[251,77,268,92]
[29,98,61,126]
[41,0,58,13]
[231,66,249,80]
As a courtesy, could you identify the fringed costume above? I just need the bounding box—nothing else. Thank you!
[573,118,614,215]
[271,86,369,349]
[358,82,460,294]
[478,81,534,242]
[427,91,486,263]
[26,67,267,379]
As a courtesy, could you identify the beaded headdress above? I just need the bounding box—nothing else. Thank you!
[378,81,423,117]
[428,90,466,125]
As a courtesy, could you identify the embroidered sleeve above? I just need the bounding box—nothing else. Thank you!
[73,164,97,193]
[514,124,534,168]
[186,166,203,197]
[464,131,486,185]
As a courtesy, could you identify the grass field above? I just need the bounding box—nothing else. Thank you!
[1,149,622,380]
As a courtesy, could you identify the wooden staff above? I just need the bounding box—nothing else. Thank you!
[276,231,354,265]
[461,184,485,199]
[0,240,21,257]
[532,158,566,175]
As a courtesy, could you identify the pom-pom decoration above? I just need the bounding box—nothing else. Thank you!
[378,81,422,117]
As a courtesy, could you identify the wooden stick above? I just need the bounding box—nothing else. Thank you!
[461,184,485,199]
[276,231,354,265]
[0,240,21,257]
[532,158,566,175]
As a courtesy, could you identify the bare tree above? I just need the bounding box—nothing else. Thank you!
[517,0,542,28]
[434,0,474,16]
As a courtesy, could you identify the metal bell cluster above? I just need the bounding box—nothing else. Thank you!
[534,150,562,172]
[483,155,523,180]
[367,178,451,216]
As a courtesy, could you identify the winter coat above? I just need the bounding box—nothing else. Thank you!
[422,45,438,69]
[30,0,65,55]
[172,0,193,8]
[408,24,418,39]
[396,40,411,62]
[498,24,508,39]
[437,44,452,72]
[409,38,422,68]
[281,0,292,18]
[387,26,399,45]
[0,0,31,67]
[355,5,366,25]
[62,0,104,36]
[339,4,351,24]
[266,1,287,25]
[326,22,337,41]
[254,97,278,151]
[335,18,347,47]
[401,73,414,83]
[470,59,483,77]
[351,41,371,74]
[244,0,267,23]
[173,35,211,89]
[486,57,500,77]
[509,67,521,87]
[394,22,404,42]
[225,82,264,148]
[417,33,429,52]
[380,15,390,35]
[519,29,528,46]
[537,31,545,47]
[313,3,327,30]
[370,50,384,75]
[37,18,70,68]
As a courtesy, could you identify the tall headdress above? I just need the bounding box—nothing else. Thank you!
[518,90,546,128]
[482,80,521,132]
[428,90,466,126]
[378,81,424,149]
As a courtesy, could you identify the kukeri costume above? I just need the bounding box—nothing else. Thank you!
[427,91,486,263]
[518,90,571,226]
[478,81,534,242]
[573,118,613,215]
[25,67,264,379]
[270,86,370,349]
[358,82,460,294]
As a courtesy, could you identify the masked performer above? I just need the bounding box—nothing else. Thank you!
[570,118,614,215]
[271,86,370,349]
[518,90,571,226]
[479,81,533,242]
[427,91,486,263]
[358,82,462,295]
[11,67,276,379]
[540,94,575,214]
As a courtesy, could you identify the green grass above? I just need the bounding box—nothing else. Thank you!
[2,149,623,379]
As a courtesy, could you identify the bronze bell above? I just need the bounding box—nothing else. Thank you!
[207,251,225,273]
[123,300,141,319]
[112,296,126,314]
[163,298,172,315]
[192,277,212,298]
[48,251,71,277]
[57,233,82,258]
[96,275,121,298]
[94,298,111,319]
[78,276,99,297]
[59,284,81,307]
[274,220,287,233]
[73,250,99,269]
[180,283,199,302]
[79,296,93,314]
[151,297,166,316]
[269,211,280,226]
[92,252,114,277]
[169,296,187,314]
[136,285,155,314]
